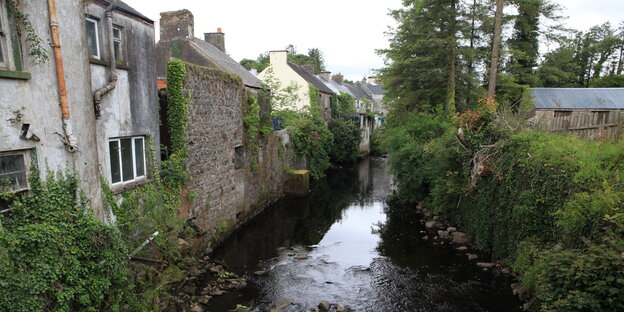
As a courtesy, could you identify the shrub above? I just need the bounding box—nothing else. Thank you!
[328,118,361,163]
[0,170,129,312]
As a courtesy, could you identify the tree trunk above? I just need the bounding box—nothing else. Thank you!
[446,0,458,115]
[488,0,504,98]
[617,45,623,75]
[466,0,478,106]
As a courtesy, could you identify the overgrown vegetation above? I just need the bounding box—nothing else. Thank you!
[0,168,128,312]
[382,97,624,310]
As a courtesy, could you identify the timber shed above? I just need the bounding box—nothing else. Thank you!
[531,88,624,140]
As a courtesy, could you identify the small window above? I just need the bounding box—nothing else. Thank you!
[0,151,31,192]
[109,136,147,185]
[86,18,100,58]
[234,146,244,169]
[113,26,123,62]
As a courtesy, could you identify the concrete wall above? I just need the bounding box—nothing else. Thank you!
[258,51,310,111]
[0,0,157,220]
[86,1,159,194]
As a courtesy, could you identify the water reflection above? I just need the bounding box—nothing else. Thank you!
[210,158,519,312]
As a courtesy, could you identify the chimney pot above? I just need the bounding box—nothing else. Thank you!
[217,27,222,33]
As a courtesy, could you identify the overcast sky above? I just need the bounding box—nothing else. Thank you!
[125,0,624,81]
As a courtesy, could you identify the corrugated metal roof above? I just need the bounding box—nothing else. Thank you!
[189,38,263,89]
[532,88,624,110]
[288,63,334,94]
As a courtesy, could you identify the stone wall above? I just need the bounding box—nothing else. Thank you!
[179,63,298,235]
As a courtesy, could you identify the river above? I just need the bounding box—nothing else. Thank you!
[208,157,520,311]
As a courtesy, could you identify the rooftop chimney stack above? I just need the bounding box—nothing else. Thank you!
[204,28,225,53]
[332,73,344,84]
[319,71,331,81]
[269,50,288,65]
[302,64,315,74]
[160,10,194,42]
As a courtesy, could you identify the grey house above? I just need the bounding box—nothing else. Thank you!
[0,0,158,220]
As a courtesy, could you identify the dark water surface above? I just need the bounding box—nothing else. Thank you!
[210,158,520,311]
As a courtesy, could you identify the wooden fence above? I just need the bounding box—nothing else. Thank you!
[548,111,623,141]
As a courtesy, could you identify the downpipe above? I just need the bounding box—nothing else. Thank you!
[47,0,78,152]
[93,1,118,119]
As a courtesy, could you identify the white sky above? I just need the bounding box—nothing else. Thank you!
[124,0,623,81]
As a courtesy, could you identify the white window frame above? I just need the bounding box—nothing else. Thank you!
[0,150,31,193]
[86,17,100,59]
[112,25,123,62]
[108,136,147,186]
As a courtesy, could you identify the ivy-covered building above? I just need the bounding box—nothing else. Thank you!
[0,0,158,221]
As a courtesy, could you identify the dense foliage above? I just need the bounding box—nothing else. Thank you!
[0,170,128,312]
[328,118,362,163]
[382,98,624,310]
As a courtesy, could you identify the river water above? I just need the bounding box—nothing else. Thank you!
[209,157,521,311]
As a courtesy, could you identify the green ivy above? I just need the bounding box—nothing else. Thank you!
[243,94,272,152]
[0,167,128,312]
[166,60,189,158]
[6,0,49,64]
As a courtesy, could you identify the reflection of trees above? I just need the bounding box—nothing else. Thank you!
[213,160,364,272]
[376,201,459,271]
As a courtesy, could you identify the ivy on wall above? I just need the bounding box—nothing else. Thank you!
[6,0,49,64]
[0,167,128,312]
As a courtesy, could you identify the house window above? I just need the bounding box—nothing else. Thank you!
[113,26,123,62]
[86,18,100,58]
[108,136,146,184]
[0,151,31,192]
[0,0,12,70]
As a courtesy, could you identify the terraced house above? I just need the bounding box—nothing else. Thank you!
[0,0,158,220]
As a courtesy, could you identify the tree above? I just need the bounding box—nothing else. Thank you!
[379,0,470,117]
[507,0,541,86]
[488,0,504,98]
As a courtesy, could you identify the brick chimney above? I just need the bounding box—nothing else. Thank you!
[269,50,288,65]
[160,10,194,42]
[319,71,331,81]
[204,28,225,53]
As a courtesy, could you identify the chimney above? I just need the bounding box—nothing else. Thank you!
[159,10,194,42]
[367,76,379,84]
[319,71,331,81]
[269,50,288,65]
[204,28,225,53]
[302,64,315,74]
[332,73,344,84]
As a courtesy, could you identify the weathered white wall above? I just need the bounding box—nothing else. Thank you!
[258,51,310,111]
[0,0,157,221]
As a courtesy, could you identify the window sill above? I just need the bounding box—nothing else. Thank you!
[0,70,31,80]
[111,177,152,194]
[89,57,129,70]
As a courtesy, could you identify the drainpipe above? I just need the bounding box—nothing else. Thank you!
[93,0,118,119]
[47,0,78,152]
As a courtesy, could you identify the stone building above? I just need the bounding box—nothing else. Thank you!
[0,0,158,220]
[156,10,291,234]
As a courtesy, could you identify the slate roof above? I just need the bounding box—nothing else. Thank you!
[189,38,263,89]
[99,0,153,23]
[329,79,354,96]
[345,83,372,100]
[531,88,624,110]
[365,83,386,95]
[288,63,334,94]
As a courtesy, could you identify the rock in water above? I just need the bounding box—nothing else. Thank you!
[318,301,331,311]
[452,232,471,245]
